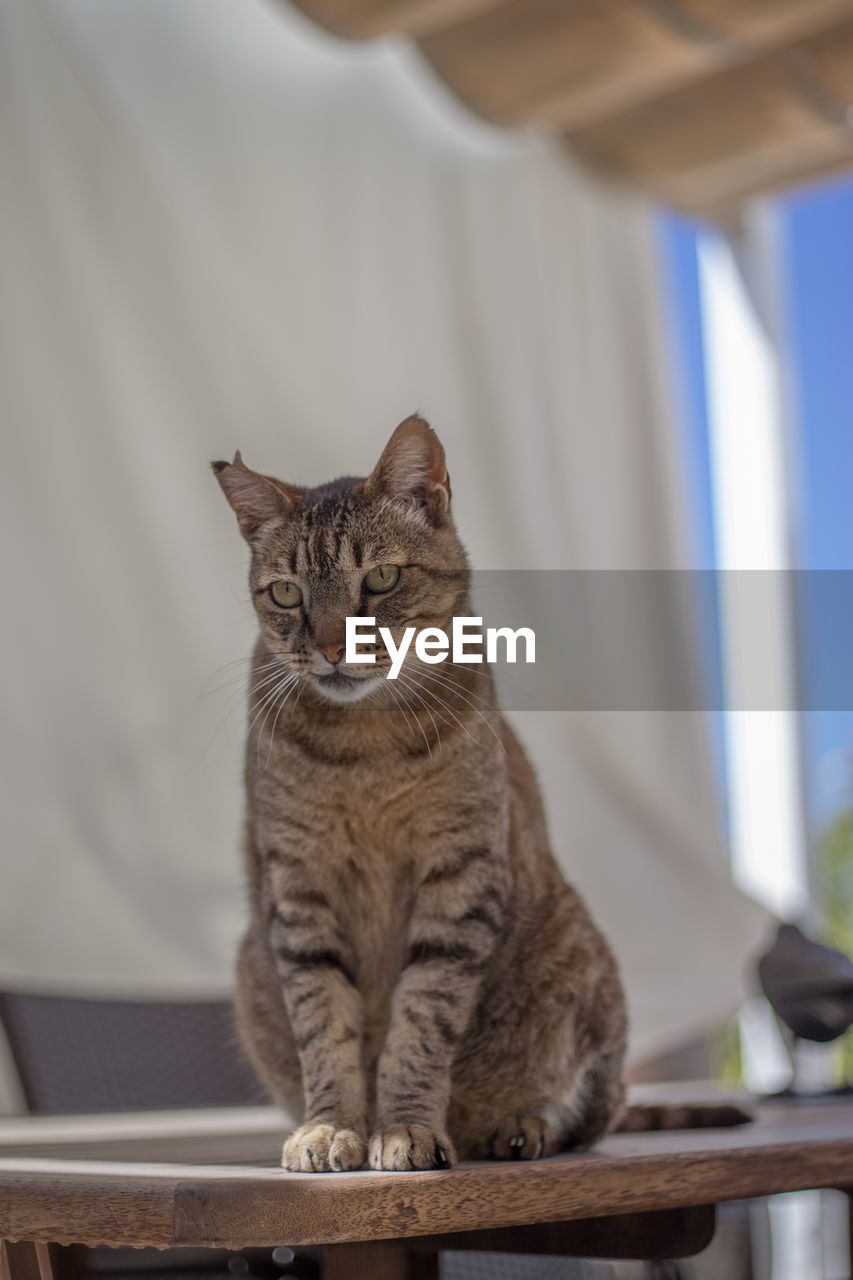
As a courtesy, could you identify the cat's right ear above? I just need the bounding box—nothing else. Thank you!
[211,452,299,542]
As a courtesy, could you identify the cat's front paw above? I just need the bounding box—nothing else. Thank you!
[369,1123,456,1171]
[282,1123,367,1172]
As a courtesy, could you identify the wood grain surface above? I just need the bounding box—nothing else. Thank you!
[0,1100,850,1250]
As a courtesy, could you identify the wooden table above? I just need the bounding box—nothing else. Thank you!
[1,1097,851,1279]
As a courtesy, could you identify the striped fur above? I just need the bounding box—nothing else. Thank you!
[214,417,632,1172]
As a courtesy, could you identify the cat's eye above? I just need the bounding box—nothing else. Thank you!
[269,580,303,608]
[364,564,400,594]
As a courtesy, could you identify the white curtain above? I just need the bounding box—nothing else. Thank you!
[0,0,766,1089]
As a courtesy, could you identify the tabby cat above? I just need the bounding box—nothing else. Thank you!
[213,415,742,1173]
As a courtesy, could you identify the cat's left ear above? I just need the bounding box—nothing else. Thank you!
[368,415,451,525]
[211,452,300,542]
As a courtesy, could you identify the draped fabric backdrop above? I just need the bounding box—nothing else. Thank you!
[0,0,766,1108]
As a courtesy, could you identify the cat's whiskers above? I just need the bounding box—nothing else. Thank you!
[194,656,265,718]
[409,662,494,710]
[220,662,294,724]
[248,671,299,768]
[204,659,289,698]
[246,676,294,743]
[442,659,494,682]
[392,672,443,753]
[393,657,496,738]
[261,675,302,771]
[202,652,268,688]
[200,661,292,762]
[365,680,406,746]
[257,677,296,768]
[412,661,519,741]
[412,664,507,756]
[383,674,431,756]
[444,657,532,703]
[395,670,485,753]
[203,656,251,684]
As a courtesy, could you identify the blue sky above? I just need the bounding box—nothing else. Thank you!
[780,178,853,824]
[781,178,853,573]
[658,179,853,837]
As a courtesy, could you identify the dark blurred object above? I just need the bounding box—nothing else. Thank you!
[0,992,263,1113]
[83,1247,319,1280]
[757,923,853,1094]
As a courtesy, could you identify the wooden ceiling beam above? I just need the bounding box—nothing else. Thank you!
[568,21,853,213]
[289,0,502,40]
[418,0,853,130]
[700,159,853,226]
[283,0,853,211]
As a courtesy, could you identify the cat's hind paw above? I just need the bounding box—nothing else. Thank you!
[282,1123,367,1172]
[487,1115,558,1160]
[368,1123,456,1171]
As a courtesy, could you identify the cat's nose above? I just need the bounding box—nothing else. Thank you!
[317,643,344,666]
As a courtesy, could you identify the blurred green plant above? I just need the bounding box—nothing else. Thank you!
[711,1013,743,1084]
[711,804,853,1089]
[817,808,853,955]
[815,805,853,1085]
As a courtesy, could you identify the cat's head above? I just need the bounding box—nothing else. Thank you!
[213,415,470,704]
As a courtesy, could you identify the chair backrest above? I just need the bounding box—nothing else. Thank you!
[0,992,264,1113]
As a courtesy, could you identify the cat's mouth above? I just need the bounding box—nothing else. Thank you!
[310,670,381,705]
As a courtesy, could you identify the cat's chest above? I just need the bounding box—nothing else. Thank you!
[317,798,414,1012]
[256,763,436,1026]
[326,787,417,925]
[257,761,418,900]
[260,757,423,858]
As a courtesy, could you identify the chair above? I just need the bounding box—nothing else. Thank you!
[0,991,263,1114]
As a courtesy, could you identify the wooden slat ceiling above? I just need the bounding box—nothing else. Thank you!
[288,0,853,215]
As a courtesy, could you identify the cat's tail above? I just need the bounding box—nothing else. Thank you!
[616,1101,754,1132]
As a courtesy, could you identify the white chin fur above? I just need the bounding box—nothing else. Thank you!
[310,674,384,704]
